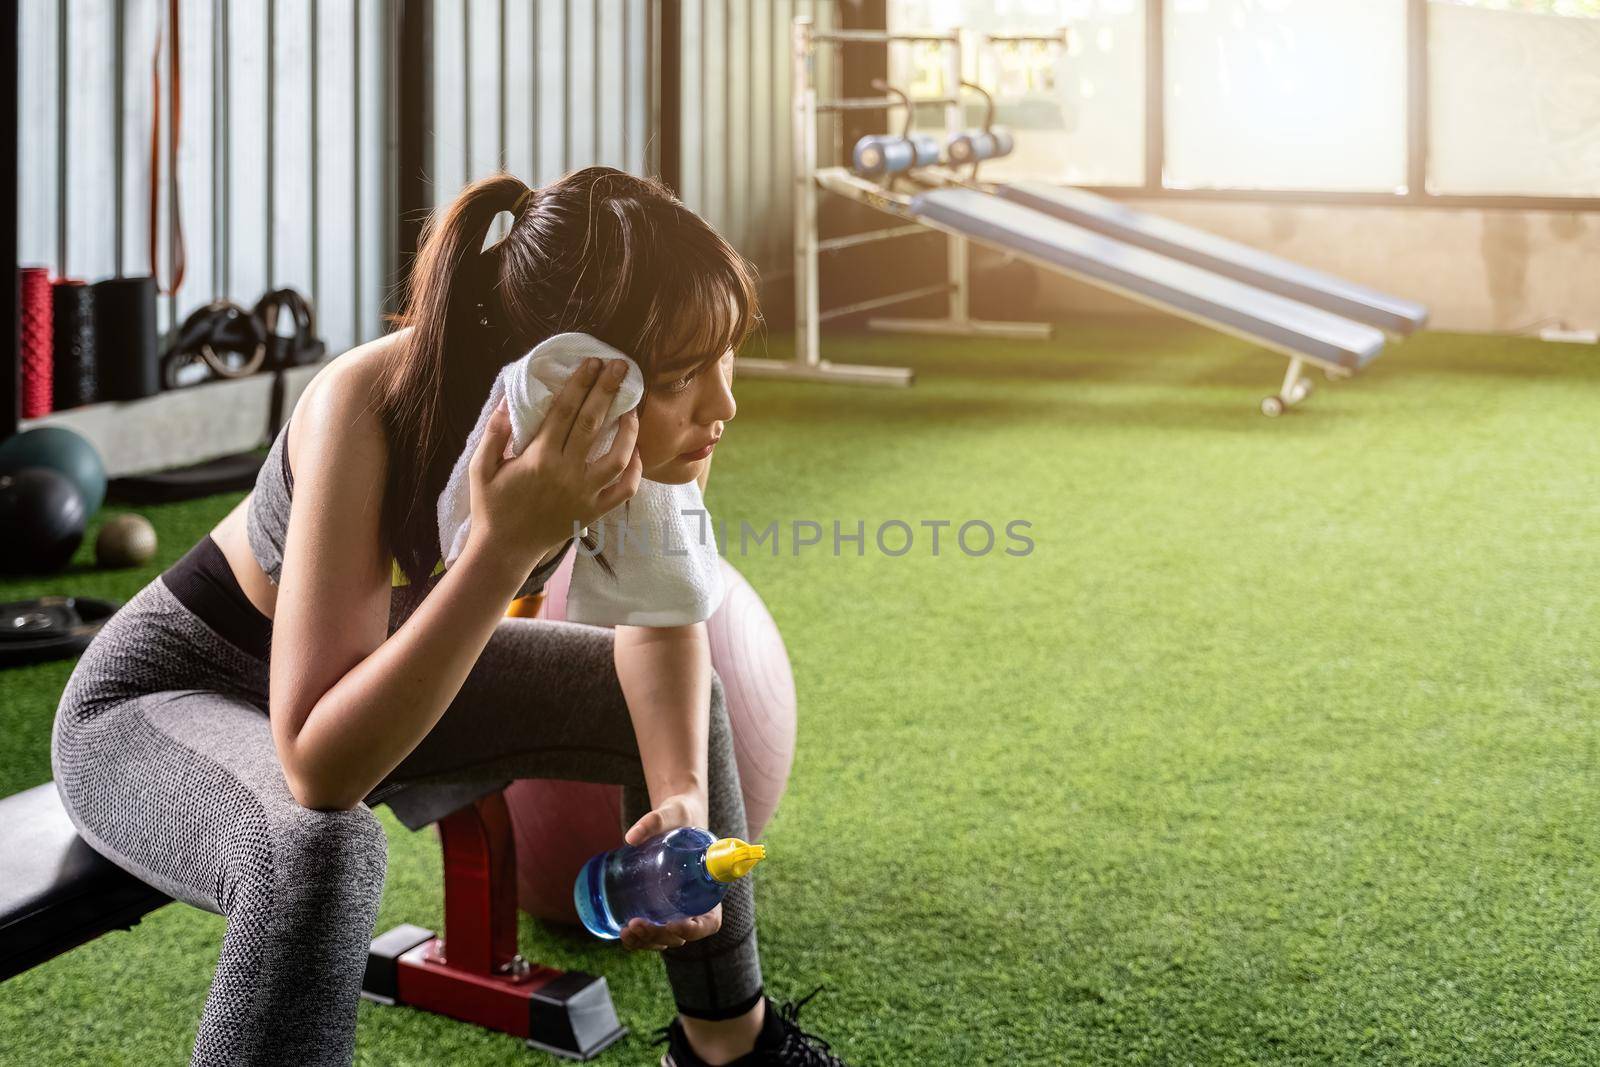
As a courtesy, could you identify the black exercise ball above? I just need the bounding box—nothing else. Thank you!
[0,426,108,516]
[0,466,88,574]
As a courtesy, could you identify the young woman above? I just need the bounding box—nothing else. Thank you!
[51,168,849,1067]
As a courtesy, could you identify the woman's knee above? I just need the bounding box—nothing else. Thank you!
[226,801,388,917]
[280,801,388,881]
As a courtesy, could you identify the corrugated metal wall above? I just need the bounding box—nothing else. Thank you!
[426,0,832,293]
[677,0,838,287]
[17,1,830,353]
[15,0,395,358]
[426,0,655,214]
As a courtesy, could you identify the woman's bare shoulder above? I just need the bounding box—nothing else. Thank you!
[289,330,409,471]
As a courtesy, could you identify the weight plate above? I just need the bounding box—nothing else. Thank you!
[0,595,120,667]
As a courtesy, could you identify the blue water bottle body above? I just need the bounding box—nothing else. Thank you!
[575,826,728,940]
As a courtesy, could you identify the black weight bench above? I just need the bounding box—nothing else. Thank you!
[0,780,626,1058]
[0,781,172,981]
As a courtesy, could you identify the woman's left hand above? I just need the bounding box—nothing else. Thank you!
[619,791,723,952]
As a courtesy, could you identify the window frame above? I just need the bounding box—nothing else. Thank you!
[994,0,1600,211]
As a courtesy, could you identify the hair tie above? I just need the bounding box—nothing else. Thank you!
[513,187,536,217]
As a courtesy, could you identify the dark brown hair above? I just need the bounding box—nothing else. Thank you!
[376,167,759,586]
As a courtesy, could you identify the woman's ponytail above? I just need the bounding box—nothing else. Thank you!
[377,173,531,587]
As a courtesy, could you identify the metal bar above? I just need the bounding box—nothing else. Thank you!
[724,0,734,242]
[984,31,1068,44]
[813,29,957,45]
[943,35,965,324]
[161,1,176,326]
[657,0,679,189]
[461,0,471,181]
[4,0,17,437]
[351,0,361,336]
[55,0,67,277]
[219,0,230,296]
[1075,182,1600,213]
[734,357,913,386]
[699,0,709,215]
[867,316,1052,340]
[215,0,226,298]
[562,0,571,171]
[499,0,508,172]
[266,0,276,286]
[1406,0,1428,201]
[827,2,842,165]
[792,15,818,366]
[765,0,779,276]
[621,0,630,168]
[744,0,755,255]
[1279,356,1305,399]
[817,223,929,253]
[382,0,400,319]
[1145,0,1164,192]
[818,282,953,322]
[396,0,433,286]
[310,0,320,315]
[814,164,915,207]
[537,0,544,180]
[113,0,124,272]
[817,94,957,113]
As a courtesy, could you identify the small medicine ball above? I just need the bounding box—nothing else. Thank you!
[0,467,88,574]
[96,513,159,569]
[0,426,108,516]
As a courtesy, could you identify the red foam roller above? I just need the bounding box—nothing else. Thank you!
[20,267,54,418]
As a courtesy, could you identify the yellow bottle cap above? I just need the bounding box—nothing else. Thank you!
[704,837,767,883]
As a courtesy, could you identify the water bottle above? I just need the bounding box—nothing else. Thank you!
[574,826,767,940]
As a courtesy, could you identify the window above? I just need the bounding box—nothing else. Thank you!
[1427,1,1600,197]
[882,0,1599,201]
[887,0,1147,186]
[1432,0,1600,13]
[1163,0,1408,193]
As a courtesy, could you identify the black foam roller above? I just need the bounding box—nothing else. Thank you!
[92,276,160,401]
[51,280,98,409]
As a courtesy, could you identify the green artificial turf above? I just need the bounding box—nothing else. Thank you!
[1,319,1597,1065]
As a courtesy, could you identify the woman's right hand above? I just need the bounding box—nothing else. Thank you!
[466,356,643,571]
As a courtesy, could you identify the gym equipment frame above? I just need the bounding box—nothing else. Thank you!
[734,16,1054,388]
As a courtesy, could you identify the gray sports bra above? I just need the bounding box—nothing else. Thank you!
[244,418,296,586]
[244,417,572,621]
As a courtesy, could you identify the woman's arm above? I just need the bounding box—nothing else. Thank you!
[612,622,712,816]
[269,369,555,811]
[613,459,718,816]
[282,543,540,811]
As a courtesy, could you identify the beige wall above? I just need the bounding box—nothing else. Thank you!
[1033,199,1600,334]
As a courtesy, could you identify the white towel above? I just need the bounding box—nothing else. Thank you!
[436,332,726,628]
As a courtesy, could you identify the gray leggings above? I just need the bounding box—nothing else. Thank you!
[50,575,763,1066]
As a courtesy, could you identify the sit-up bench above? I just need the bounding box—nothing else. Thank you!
[0,780,627,1059]
[0,782,171,981]
[995,181,1430,336]
[909,186,1389,415]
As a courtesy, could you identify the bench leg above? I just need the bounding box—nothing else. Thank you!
[362,791,628,1061]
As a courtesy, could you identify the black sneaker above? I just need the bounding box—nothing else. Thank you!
[652,985,850,1066]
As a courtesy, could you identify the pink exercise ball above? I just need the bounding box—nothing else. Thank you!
[506,554,797,925]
